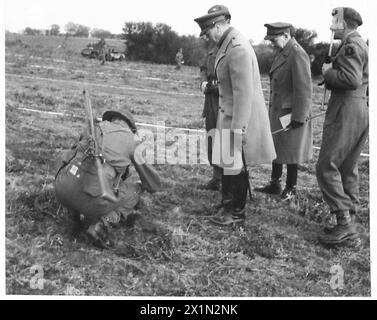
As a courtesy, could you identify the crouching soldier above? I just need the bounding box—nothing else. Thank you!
[54,110,161,248]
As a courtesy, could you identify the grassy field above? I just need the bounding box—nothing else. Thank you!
[5,34,370,297]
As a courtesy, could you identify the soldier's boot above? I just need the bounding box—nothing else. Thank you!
[254,178,282,195]
[209,207,246,226]
[318,211,359,245]
[86,219,114,249]
[280,185,297,202]
[323,213,357,234]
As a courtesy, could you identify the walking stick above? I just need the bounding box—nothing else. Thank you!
[271,111,326,135]
[241,149,253,201]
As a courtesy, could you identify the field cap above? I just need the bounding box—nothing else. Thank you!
[264,22,292,40]
[102,110,137,133]
[194,5,231,36]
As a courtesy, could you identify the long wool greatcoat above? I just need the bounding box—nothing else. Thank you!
[269,37,313,164]
[212,27,276,171]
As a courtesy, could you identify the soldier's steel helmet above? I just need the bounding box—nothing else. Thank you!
[102,110,137,133]
[194,5,231,36]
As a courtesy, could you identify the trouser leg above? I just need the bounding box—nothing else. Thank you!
[213,166,222,180]
[316,96,368,214]
[271,162,283,180]
[221,173,233,202]
[339,127,369,214]
[316,151,353,212]
[231,169,248,210]
[286,164,298,188]
[334,210,352,226]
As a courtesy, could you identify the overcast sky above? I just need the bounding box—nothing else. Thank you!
[4,0,374,43]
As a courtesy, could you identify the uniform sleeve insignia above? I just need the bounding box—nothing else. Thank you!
[345,45,355,56]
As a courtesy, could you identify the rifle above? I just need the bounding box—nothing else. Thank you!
[83,90,118,203]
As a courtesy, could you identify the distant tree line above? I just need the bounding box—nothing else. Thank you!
[121,22,330,76]
[22,22,123,39]
[21,21,331,76]
[121,22,204,66]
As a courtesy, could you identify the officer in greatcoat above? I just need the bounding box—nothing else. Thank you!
[194,5,276,226]
[255,23,313,201]
[317,7,368,245]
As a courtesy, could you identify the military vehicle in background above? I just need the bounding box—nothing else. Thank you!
[81,39,125,61]
[106,48,125,61]
[81,39,106,59]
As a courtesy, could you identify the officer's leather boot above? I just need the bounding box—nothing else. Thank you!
[280,185,297,202]
[254,178,282,195]
[201,177,221,191]
[209,207,245,226]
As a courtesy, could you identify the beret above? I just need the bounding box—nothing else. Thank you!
[332,7,362,26]
[102,110,137,133]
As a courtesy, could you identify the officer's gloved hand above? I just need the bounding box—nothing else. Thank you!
[200,81,208,94]
[324,56,332,64]
[287,120,304,129]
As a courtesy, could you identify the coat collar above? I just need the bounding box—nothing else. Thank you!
[342,30,360,43]
[215,27,238,70]
[269,37,297,74]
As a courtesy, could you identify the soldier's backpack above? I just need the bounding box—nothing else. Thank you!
[54,120,136,223]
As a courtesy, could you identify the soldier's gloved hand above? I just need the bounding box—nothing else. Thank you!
[200,81,208,94]
[322,62,332,75]
[324,56,332,64]
[287,120,304,129]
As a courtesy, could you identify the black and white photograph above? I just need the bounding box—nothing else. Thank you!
[2,0,375,299]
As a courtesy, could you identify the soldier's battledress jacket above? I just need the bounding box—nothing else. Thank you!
[269,37,313,164]
[317,30,369,213]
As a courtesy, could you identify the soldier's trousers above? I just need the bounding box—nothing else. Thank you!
[316,93,369,214]
[221,169,249,210]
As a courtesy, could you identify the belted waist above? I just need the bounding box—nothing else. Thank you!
[331,86,368,98]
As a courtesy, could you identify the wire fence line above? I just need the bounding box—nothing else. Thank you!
[8,105,369,158]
